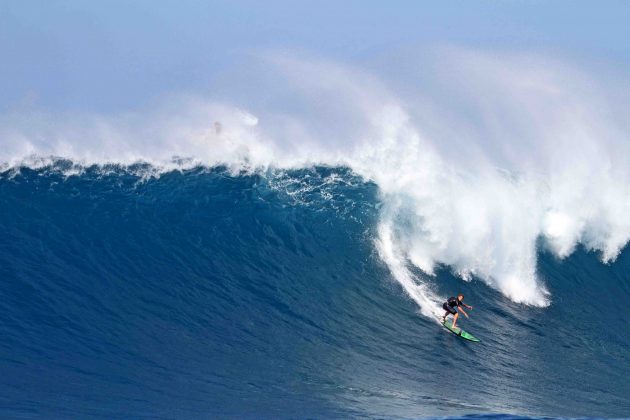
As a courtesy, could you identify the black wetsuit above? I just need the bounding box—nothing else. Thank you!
[442,297,462,315]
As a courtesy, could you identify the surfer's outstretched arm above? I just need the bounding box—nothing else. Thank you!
[458,307,469,319]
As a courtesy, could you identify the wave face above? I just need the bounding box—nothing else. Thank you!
[1,165,628,418]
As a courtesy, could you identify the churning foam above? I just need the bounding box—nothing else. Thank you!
[2,48,630,313]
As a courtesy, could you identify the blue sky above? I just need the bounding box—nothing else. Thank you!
[1,0,630,112]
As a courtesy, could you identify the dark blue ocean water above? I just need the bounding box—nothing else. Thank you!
[0,164,628,419]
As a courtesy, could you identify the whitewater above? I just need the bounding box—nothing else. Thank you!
[1,48,630,418]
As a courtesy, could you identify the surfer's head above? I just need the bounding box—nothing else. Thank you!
[457,294,464,301]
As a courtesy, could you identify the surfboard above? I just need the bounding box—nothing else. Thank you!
[442,319,480,342]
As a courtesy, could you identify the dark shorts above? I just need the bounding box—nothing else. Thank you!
[443,303,457,315]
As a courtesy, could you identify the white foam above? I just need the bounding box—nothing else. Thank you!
[2,48,629,313]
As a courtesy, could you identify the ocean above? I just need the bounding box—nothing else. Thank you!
[1,162,628,419]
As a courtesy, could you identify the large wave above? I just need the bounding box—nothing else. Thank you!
[2,47,630,313]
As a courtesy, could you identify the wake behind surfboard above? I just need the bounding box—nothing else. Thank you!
[442,319,481,342]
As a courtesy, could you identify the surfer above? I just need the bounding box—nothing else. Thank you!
[441,294,473,329]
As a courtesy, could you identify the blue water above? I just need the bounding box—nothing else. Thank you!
[1,164,628,419]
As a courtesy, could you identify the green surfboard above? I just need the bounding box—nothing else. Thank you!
[442,319,480,342]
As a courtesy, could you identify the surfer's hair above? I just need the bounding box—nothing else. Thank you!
[458,294,464,299]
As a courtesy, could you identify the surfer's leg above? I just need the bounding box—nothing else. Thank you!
[452,312,459,328]
[441,304,450,322]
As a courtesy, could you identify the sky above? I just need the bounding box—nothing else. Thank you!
[1,0,630,113]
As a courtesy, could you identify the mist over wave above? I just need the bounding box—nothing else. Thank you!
[2,47,630,314]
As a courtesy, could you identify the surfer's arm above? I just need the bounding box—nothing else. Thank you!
[458,307,469,318]
[463,303,473,309]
